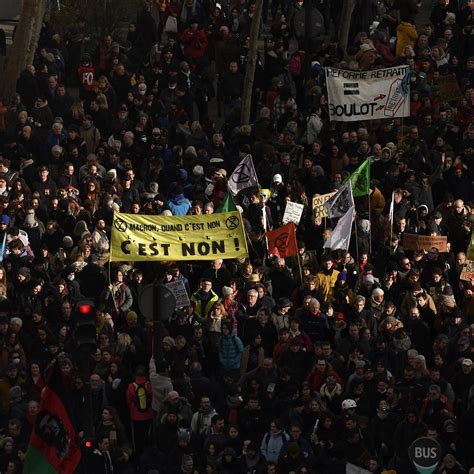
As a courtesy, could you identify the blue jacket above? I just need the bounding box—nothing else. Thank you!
[166,194,192,216]
[218,334,243,370]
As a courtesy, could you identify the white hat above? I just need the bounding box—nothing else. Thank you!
[342,399,357,410]
[107,169,117,179]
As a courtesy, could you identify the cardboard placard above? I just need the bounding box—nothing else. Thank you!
[460,260,474,282]
[282,201,304,225]
[166,280,190,308]
[403,234,448,253]
[312,192,336,218]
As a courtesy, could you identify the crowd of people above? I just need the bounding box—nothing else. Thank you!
[0,0,474,472]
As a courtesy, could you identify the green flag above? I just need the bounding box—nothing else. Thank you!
[217,192,237,213]
[347,159,370,197]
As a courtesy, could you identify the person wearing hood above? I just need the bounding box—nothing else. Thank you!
[166,184,192,216]
[167,428,195,472]
[372,144,395,181]
[126,365,153,453]
[218,447,240,473]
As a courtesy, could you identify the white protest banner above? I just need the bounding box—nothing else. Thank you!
[312,192,336,218]
[282,201,304,225]
[326,66,410,122]
[166,280,190,308]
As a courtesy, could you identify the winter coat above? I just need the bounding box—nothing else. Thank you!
[260,429,290,462]
[149,357,173,413]
[315,269,339,303]
[396,21,418,57]
[301,311,330,342]
[180,28,208,59]
[190,407,218,435]
[218,333,244,370]
[191,289,219,322]
[166,194,192,216]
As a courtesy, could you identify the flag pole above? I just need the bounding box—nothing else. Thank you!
[354,212,359,265]
[390,191,394,244]
[297,252,304,289]
[368,189,372,254]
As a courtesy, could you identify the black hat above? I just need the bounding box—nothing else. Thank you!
[277,297,293,309]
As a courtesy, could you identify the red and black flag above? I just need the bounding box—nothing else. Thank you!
[266,222,298,258]
[23,360,81,474]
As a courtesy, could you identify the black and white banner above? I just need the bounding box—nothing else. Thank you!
[326,66,410,122]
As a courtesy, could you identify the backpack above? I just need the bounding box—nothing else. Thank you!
[133,382,151,412]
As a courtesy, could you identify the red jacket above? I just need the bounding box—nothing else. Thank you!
[306,369,343,392]
[180,28,208,59]
[126,375,154,421]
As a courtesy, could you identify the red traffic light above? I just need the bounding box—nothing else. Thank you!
[78,304,93,315]
[84,440,92,448]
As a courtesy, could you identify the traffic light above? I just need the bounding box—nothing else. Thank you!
[74,300,97,352]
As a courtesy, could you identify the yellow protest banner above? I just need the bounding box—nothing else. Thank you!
[312,192,336,218]
[110,211,249,262]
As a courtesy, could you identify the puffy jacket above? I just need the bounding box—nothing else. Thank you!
[166,195,192,216]
[218,334,243,370]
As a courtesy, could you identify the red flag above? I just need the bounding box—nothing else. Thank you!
[24,360,81,474]
[266,223,298,257]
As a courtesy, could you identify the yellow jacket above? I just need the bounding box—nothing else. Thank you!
[396,22,418,57]
[191,289,219,322]
[315,269,340,303]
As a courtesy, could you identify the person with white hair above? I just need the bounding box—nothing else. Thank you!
[370,288,385,321]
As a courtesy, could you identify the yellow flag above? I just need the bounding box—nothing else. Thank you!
[110,211,248,262]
